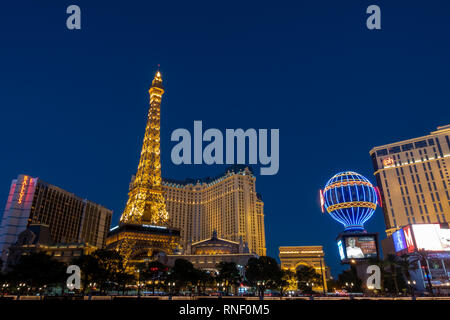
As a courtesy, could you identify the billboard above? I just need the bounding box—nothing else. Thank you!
[337,240,345,260]
[337,234,378,261]
[393,229,407,252]
[393,224,450,254]
[412,224,450,252]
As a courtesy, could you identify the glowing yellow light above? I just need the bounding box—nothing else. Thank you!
[18,176,29,204]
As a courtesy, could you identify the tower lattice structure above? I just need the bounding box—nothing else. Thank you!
[120,71,169,226]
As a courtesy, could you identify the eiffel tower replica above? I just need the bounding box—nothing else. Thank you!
[106,70,180,266]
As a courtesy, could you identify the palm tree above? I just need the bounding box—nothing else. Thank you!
[384,254,400,295]
[396,255,414,281]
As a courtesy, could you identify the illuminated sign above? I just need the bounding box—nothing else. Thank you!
[337,240,345,260]
[403,225,415,253]
[382,157,394,167]
[337,234,378,261]
[411,224,450,252]
[393,229,407,252]
[142,224,167,229]
[18,176,29,204]
[375,186,382,207]
[344,236,377,259]
[319,190,325,213]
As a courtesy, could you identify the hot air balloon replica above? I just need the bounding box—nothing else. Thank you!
[320,171,381,265]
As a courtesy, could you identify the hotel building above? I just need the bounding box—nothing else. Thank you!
[163,165,266,257]
[369,125,450,236]
[0,174,112,264]
[159,230,257,273]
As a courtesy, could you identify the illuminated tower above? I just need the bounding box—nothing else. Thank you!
[106,70,180,265]
[120,71,168,225]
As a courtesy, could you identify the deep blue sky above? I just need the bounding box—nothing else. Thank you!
[1,1,449,276]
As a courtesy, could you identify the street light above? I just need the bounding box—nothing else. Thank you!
[407,280,416,298]
[136,269,141,298]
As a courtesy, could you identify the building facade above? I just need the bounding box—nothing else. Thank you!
[279,246,328,292]
[0,174,112,263]
[158,230,257,272]
[370,125,450,236]
[163,165,266,257]
[382,223,450,294]
[6,224,97,268]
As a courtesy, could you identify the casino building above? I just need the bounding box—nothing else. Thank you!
[369,125,450,236]
[5,224,97,269]
[158,230,257,272]
[382,223,450,294]
[0,174,112,265]
[163,165,266,257]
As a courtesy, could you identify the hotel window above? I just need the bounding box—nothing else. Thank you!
[402,143,414,151]
[414,140,428,148]
[389,146,401,154]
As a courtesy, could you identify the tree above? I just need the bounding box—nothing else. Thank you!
[91,249,126,294]
[72,254,100,294]
[397,254,414,282]
[296,265,321,293]
[116,269,135,295]
[277,269,296,296]
[337,266,362,293]
[195,269,214,295]
[245,256,282,297]
[326,277,340,293]
[168,259,197,293]
[8,252,66,293]
[217,262,241,295]
[136,260,169,294]
[384,254,400,295]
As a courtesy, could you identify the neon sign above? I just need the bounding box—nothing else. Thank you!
[375,186,382,207]
[393,229,407,252]
[319,189,325,213]
[403,225,415,253]
[382,157,394,167]
[18,176,29,205]
[337,240,345,260]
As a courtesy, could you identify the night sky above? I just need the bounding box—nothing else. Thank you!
[1,1,450,276]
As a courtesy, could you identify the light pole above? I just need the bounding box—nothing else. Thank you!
[137,269,141,298]
[407,280,416,299]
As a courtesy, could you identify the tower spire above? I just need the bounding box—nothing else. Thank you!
[120,70,168,225]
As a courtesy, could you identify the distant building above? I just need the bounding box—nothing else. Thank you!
[382,223,450,294]
[158,230,257,273]
[163,165,266,257]
[369,125,450,236]
[279,246,328,292]
[0,174,112,264]
[6,224,97,269]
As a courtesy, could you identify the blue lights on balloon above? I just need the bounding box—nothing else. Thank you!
[320,171,380,232]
